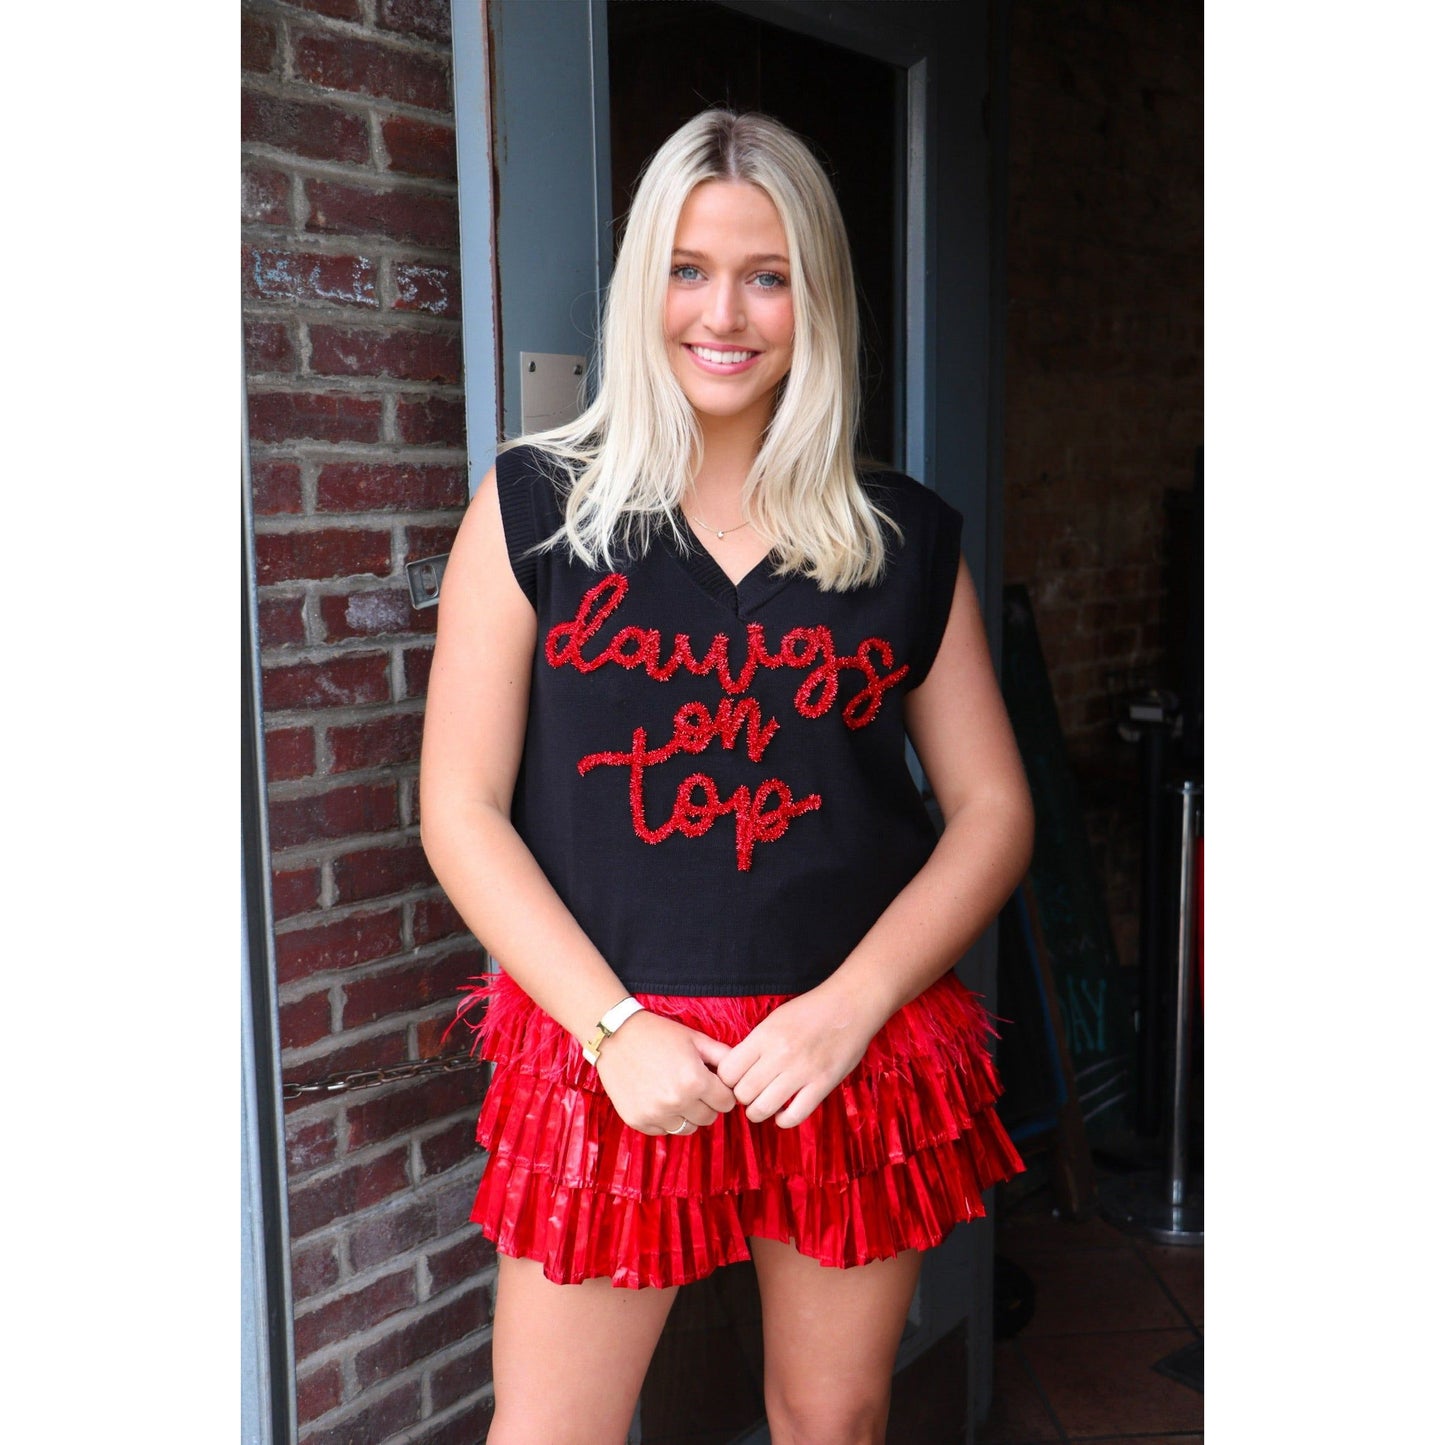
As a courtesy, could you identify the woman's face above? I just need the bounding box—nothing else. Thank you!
[664,180,796,431]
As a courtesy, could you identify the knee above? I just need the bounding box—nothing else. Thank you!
[766,1384,889,1445]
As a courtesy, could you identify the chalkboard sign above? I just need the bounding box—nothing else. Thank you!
[1000,585,1134,1137]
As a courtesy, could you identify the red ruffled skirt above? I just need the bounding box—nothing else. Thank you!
[455,970,1024,1289]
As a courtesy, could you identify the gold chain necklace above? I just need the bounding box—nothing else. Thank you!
[687,508,751,539]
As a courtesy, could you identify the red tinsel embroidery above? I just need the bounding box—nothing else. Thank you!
[549,574,906,870]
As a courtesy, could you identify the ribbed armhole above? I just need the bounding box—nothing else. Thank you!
[911,501,963,689]
[495,447,541,608]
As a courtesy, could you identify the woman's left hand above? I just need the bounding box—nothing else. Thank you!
[715,987,881,1128]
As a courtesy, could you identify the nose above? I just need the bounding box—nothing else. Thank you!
[705,277,745,334]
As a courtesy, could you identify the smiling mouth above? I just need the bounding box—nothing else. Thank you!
[685,344,760,366]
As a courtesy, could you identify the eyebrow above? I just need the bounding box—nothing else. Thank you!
[671,248,790,267]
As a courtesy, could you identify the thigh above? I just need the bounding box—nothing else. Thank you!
[749,1237,923,1445]
[490,1253,679,1445]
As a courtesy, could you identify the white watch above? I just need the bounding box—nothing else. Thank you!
[582,996,645,1065]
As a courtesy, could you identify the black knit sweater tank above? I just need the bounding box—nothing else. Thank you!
[496,444,964,997]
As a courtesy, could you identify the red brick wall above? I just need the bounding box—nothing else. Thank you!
[242,3,495,1439]
[1003,0,1203,963]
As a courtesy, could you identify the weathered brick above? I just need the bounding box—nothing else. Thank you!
[391,260,460,318]
[429,1351,496,1421]
[265,725,316,782]
[355,1287,487,1390]
[242,165,291,227]
[349,1196,438,1276]
[257,593,307,647]
[292,1236,343,1304]
[412,892,464,946]
[262,652,391,711]
[433,1169,484,1235]
[426,1231,496,1298]
[418,1116,480,1182]
[341,952,482,1030]
[279,987,333,1050]
[317,461,466,512]
[319,587,434,641]
[254,527,392,585]
[382,116,456,180]
[308,324,461,384]
[327,712,424,773]
[273,864,323,920]
[242,89,370,164]
[288,0,363,20]
[269,780,399,849]
[244,318,297,373]
[300,1379,422,1445]
[286,1113,340,1175]
[402,644,434,698]
[247,389,383,445]
[243,246,378,309]
[305,178,459,247]
[332,839,434,904]
[274,906,405,983]
[404,523,460,561]
[396,396,466,447]
[293,1268,417,1361]
[250,459,303,516]
[377,0,451,45]
[293,1027,411,1085]
[242,11,278,74]
[346,1072,479,1152]
[295,1359,343,1427]
[414,1008,462,1059]
[287,1145,410,1237]
[293,30,451,111]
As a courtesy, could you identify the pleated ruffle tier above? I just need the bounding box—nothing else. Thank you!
[455,971,1025,1288]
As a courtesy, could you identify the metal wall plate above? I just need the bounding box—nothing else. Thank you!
[520,351,587,433]
[406,553,450,609]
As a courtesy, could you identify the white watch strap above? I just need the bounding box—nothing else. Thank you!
[582,996,645,1064]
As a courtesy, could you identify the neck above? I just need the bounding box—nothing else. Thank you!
[689,401,771,511]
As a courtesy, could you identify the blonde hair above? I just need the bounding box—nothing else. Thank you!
[509,109,897,591]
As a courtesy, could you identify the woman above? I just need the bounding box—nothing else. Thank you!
[420,109,1031,1445]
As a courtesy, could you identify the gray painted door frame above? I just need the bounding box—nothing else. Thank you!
[451,2,1008,1433]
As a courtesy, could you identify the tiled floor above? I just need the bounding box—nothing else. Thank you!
[979,1173,1203,1445]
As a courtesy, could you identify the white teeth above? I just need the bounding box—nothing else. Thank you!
[691,346,754,365]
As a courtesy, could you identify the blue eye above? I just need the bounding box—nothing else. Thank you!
[671,264,703,282]
[754,272,788,290]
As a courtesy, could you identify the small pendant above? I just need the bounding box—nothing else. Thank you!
[716,529,725,539]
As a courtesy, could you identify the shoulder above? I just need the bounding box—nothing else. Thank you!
[858,465,963,545]
[496,441,572,508]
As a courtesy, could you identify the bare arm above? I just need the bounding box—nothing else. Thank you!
[717,557,1035,1126]
[418,467,736,1134]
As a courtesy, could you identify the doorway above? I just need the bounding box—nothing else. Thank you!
[470,2,1004,1437]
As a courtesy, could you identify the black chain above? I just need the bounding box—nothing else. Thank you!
[281,1050,481,1102]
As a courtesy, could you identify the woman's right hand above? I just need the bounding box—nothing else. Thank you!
[593,1012,738,1135]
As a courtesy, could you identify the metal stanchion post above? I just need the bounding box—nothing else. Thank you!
[1099,779,1204,1246]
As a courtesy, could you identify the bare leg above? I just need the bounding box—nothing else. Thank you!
[750,1237,924,1445]
[487,1253,679,1445]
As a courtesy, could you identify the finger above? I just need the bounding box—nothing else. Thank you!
[745,1078,799,1124]
[699,1071,738,1115]
[774,1086,821,1129]
[729,1058,773,1108]
[688,1102,720,1128]
[689,1031,732,1069]
[715,1039,760,1090]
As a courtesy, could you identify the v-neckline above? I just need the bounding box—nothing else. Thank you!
[662,514,794,618]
